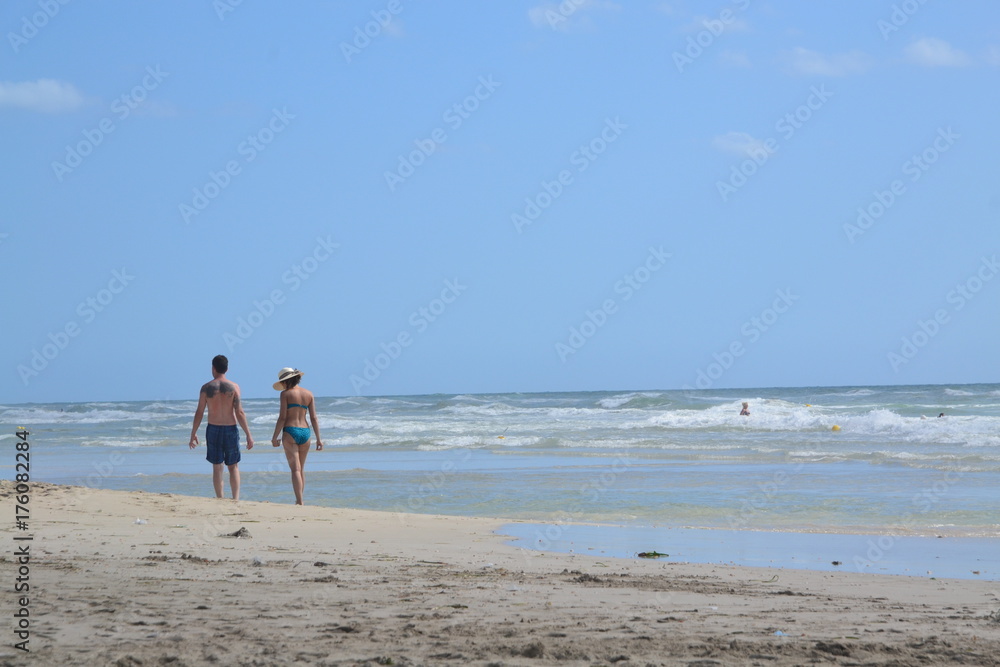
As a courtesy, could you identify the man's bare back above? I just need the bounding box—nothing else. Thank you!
[202,378,240,426]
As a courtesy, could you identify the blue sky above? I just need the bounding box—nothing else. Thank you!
[3,0,999,403]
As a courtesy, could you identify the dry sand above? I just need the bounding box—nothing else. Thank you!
[2,481,999,666]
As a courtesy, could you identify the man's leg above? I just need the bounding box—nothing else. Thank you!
[228,464,240,500]
[212,463,224,498]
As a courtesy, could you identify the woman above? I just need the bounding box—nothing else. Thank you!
[270,367,322,505]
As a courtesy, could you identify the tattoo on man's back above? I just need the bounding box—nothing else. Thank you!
[204,381,234,399]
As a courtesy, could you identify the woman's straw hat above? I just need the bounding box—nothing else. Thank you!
[273,367,304,391]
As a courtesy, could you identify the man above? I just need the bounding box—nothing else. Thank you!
[189,355,254,499]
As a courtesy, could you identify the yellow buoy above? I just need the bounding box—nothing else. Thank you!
[805,404,811,407]
[831,425,841,432]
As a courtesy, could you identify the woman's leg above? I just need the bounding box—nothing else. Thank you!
[282,434,305,505]
[296,442,310,501]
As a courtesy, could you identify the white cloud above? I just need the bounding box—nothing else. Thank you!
[654,2,678,17]
[0,79,85,113]
[718,50,751,68]
[904,37,971,67]
[528,0,620,32]
[985,45,1000,67]
[382,18,405,38]
[712,131,773,158]
[783,47,871,77]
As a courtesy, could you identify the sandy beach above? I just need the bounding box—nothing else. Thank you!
[3,481,999,666]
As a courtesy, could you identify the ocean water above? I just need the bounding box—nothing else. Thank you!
[3,384,999,576]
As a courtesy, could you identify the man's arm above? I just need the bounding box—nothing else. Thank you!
[271,395,286,447]
[233,386,254,449]
[189,388,207,448]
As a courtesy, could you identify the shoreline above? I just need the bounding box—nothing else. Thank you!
[35,466,1000,543]
[29,452,1000,541]
[504,522,1000,581]
[5,482,1000,665]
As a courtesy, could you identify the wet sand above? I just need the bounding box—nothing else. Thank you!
[3,482,999,666]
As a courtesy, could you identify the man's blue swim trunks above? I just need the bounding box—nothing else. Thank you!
[206,424,241,465]
[283,426,311,445]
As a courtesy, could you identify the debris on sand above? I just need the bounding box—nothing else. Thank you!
[222,527,251,539]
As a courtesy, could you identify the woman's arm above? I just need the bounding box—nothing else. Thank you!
[308,391,323,450]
